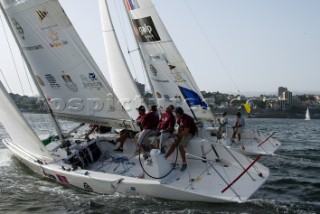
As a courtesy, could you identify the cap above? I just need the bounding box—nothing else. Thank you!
[137,105,146,111]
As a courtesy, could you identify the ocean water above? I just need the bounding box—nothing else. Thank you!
[0,114,319,214]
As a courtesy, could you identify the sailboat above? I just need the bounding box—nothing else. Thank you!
[100,0,280,156]
[0,0,270,203]
[305,108,311,120]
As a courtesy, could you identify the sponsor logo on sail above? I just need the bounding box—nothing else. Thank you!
[88,72,97,81]
[132,17,160,42]
[80,73,104,90]
[49,40,68,47]
[35,75,45,86]
[48,30,59,41]
[168,64,176,70]
[175,95,183,103]
[61,73,78,92]
[163,95,171,100]
[149,64,169,83]
[23,45,44,51]
[45,74,60,88]
[48,30,68,47]
[41,24,58,31]
[156,92,162,98]
[11,18,25,40]
[149,55,161,61]
[173,73,185,83]
[150,64,157,76]
[36,10,48,21]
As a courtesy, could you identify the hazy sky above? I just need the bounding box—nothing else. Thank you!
[0,0,319,96]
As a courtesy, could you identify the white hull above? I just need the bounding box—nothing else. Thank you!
[205,127,281,156]
[2,134,269,203]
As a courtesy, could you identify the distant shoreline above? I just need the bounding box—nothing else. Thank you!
[21,110,320,119]
[213,109,320,119]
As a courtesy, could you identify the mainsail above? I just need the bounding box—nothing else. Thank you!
[99,0,147,120]
[305,108,311,120]
[0,0,136,130]
[122,0,214,121]
[0,81,53,161]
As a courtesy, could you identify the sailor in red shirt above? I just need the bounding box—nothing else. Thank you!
[136,105,159,149]
[165,107,197,171]
[114,105,146,152]
[152,105,176,149]
[136,105,146,131]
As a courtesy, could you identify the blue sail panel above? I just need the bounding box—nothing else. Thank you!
[178,86,208,109]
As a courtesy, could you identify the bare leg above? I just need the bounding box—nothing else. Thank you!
[179,145,186,163]
[116,131,128,148]
[165,142,178,158]
[232,130,236,139]
[238,133,245,150]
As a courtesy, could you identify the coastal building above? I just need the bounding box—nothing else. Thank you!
[278,87,288,98]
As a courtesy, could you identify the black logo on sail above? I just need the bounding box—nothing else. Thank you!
[36,10,48,21]
[132,16,160,43]
[62,74,78,92]
[11,18,25,40]
[45,74,60,88]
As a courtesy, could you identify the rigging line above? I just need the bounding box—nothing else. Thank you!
[183,0,241,93]
[21,56,35,95]
[0,14,25,94]
[21,61,51,133]
[0,67,12,92]
[113,0,138,80]
[120,0,148,87]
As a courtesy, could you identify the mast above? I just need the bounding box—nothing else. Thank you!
[0,2,65,140]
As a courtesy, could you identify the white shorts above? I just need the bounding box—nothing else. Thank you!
[154,132,172,146]
[137,129,157,145]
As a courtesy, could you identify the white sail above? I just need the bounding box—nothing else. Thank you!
[0,81,53,161]
[305,108,311,120]
[123,0,214,121]
[99,0,147,120]
[0,0,136,130]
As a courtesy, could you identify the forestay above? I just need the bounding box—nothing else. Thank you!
[0,0,136,130]
[123,0,214,121]
[99,0,147,120]
[0,81,53,161]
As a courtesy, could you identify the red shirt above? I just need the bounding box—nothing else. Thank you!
[136,113,145,131]
[159,112,176,133]
[177,113,197,135]
[142,112,159,130]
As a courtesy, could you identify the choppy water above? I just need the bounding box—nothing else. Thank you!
[0,114,319,213]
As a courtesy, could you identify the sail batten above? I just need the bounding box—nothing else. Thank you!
[1,0,133,129]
